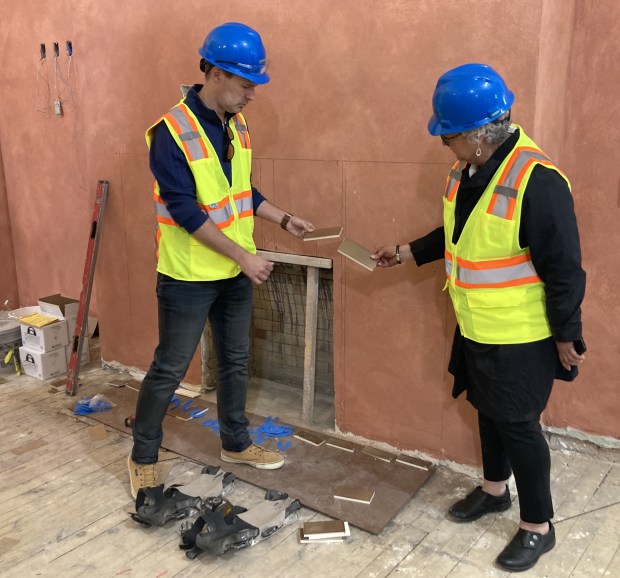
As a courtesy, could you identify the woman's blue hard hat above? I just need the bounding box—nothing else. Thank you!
[428,63,514,135]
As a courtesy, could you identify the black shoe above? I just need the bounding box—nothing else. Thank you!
[496,522,555,572]
[448,485,511,523]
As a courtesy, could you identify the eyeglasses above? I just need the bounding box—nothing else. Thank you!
[441,133,462,146]
[225,125,235,161]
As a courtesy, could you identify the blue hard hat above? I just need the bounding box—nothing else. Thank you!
[428,63,514,135]
[198,22,269,84]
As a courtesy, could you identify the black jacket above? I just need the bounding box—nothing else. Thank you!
[410,128,586,421]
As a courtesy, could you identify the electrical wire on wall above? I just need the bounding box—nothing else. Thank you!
[55,41,76,112]
[52,42,63,115]
[35,43,50,115]
[68,41,86,191]
[35,39,86,191]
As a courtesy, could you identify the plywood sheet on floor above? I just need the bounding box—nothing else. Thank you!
[89,385,433,534]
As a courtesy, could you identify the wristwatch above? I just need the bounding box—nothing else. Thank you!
[280,213,292,230]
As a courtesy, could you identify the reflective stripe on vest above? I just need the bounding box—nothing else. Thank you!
[233,114,251,149]
[444,250,541,289]
[195,189,252,230]
[163,104,209,161]
[153,183,176,226]
[444,161,467,202]
[486,147,554,219]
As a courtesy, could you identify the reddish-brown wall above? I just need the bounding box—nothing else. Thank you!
[542,0,620,437]
[0,139,19,309]
[1,0,617,465]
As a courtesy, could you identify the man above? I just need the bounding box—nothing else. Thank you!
[129,22,314,498]
[373,63,585,572]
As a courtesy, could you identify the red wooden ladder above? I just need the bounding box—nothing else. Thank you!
[66,180,109,396]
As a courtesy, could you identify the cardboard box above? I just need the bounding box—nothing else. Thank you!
[20,320,69,352]
[65,337,90,365]
[65,315,77,340]
[65,316,98,341]
[38,294,79,318]
[19,346,67,380]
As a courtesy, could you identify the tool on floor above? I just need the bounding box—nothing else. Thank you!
[131,465,235,528]
[180,490,301,559]
[66,180,109,396]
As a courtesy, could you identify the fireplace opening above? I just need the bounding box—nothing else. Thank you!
[201,253,334,429]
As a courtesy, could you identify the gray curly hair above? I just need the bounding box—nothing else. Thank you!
[464,112,512,146]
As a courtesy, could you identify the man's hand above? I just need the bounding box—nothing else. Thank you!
[239,252,274,285]
[285,216,314,238]
[556,341,586,371]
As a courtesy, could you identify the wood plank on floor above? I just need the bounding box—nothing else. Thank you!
[87,384,434,535]
[1,355,619,578]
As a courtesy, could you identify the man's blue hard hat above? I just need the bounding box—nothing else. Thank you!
[428,63,514,135]
[199,22,269,85]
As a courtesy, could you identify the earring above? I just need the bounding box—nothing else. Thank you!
[475,147,482,157]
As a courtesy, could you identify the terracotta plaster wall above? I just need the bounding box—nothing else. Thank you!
[0,0,617,466]
[0,139,19,308]
[542,0,620,438]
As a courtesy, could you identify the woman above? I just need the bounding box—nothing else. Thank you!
[373,63,586,572]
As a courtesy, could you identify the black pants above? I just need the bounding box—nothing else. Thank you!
[478,412,553,523]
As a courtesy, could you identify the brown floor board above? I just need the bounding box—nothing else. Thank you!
[88,384,433,534]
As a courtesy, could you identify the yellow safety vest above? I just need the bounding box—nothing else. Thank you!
[145,100,256,281]
[443,126,570,344]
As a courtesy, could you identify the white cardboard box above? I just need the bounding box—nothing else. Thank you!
[65,315,77,341]
[65,315,98,341]
[38,294,81,343]
[38,294,79,318]
[65,337,90,365]
[19,346,67,380]
[20,320,69,352]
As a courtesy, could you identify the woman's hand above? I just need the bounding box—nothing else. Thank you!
[556,341,586,371]
[372,245,400,268]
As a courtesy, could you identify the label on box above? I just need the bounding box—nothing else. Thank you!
[19,346,67,380]
[20,320,68,352]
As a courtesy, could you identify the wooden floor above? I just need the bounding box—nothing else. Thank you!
[0,345,619,577]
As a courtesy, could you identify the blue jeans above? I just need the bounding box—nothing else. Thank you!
[132,272,253,463]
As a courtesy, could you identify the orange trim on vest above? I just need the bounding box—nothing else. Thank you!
[447,181,459,202]
[162,112,194,161]
[156,216,177,226]
[234,114,251,148]
[497,146,543,184]
[199,197,229,212]
[513,158,553,191]
[447,251,534,271]
[179,103,209,158]
[215,216,234,230]
[453,275,542,289]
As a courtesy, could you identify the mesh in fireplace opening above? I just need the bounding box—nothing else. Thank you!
[201,263,334,397]
[251,263,333,393]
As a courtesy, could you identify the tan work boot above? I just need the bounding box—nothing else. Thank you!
[127,456,159,499]
[221,443,284,469]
